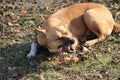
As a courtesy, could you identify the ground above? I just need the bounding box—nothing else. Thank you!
[0,0,120,80]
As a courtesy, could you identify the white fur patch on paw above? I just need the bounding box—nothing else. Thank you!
[27,52,36,59]
[26,42,37,59]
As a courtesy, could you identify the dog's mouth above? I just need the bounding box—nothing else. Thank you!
[58,44,75,64]
[59,44,75,53]
[64,44,75,53]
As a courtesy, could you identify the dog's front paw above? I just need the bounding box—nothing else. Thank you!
[84,42,90,48]
[27,42,37,59]
[26,52,36,59]
[84,40,95,48]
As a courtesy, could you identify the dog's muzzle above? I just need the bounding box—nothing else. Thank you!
[58,39,75,64]
[58,39,75,53]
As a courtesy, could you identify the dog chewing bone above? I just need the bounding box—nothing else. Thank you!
[26,3,120,64]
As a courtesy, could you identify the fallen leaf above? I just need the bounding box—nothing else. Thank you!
[11,15,20,23]
[114,11,120,20]
[8,22,14,26]
[39,74,45,80]
[117,50,120,54]
[20,10,28,16]
[0,10,3,17]
[105,47,111,53]
[117,7,120,11]
[3,3,15,10]
[45,4,49,11]
[48,57,52,61]
[98,73,104,80]
[12,29,20,33]
[31,4,38,11]
[71,55,79,64]
[39,14,45,22]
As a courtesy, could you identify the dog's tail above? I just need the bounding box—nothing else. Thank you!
[113,21,120,33]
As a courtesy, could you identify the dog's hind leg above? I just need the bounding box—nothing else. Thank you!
[84,35,105,47]
[83,8,115,47]
[26,42,38,59]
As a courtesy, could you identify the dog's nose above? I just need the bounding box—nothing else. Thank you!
[67,39,75,44]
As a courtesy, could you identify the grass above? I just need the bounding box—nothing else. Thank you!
[0,0,120,80]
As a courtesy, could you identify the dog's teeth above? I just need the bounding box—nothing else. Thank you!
[63,52,68,55]
[63,52,65,54]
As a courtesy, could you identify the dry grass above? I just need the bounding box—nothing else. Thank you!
[0,0,120,80]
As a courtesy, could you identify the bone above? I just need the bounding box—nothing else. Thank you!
[60,52,66,64]
[59,47,66,64]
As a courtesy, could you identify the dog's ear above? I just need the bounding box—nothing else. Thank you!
[35,28,46,35]
[35,28,47,46]
[35,28,47,40]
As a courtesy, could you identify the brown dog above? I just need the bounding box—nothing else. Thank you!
[27,3,120,64]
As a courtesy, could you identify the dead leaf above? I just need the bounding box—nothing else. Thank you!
[31,4,38,11]
[71,55,79,64]
[105,47,111,53]
[12,29,20,33]
[39,74,45,80]
[117,7,120,11]
[114,11,120,20]
[8,22,14,26]
[3,3,15,10]
[98,73,104,80]
[117,50,120,54]
[48,57,52,61]
[20,10,28,16]
[39,14,45,22]
[0,10,3,17]
[11,15,20,23]
[45,4,49,11]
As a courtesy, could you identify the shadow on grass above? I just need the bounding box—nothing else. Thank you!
[0,42,55,80]
[0,34,119,80]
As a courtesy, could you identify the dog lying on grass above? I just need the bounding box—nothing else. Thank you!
[27,3,120,64]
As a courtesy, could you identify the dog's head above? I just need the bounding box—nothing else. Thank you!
[36,24,78,53]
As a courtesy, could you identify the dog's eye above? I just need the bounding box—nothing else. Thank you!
[55,37,62,40]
